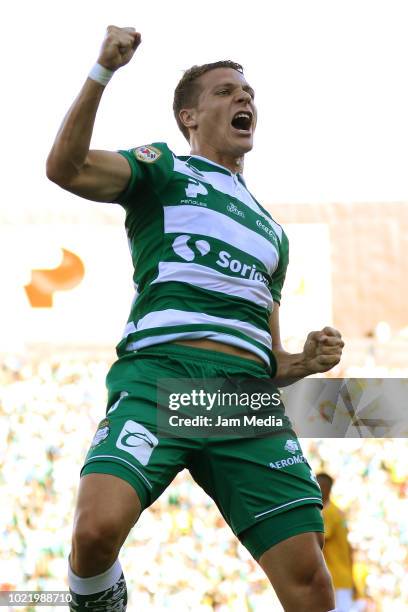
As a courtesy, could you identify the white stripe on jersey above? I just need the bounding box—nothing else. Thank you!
[125,331,270,365]
[163,205,278,273]
[123,309,272,348]
[151,262,273,311]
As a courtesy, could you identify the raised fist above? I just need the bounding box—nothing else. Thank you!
[97,25,141,71]
[302,326,344,373]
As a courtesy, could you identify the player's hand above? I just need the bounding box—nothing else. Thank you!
[97,25,142,71]
[302,326,344,373]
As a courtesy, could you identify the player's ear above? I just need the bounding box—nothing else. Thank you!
[179,108,198,132]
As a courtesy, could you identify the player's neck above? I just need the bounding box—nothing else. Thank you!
[189,145,244,175]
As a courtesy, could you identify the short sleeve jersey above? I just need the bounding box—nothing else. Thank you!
[114,142,289,367]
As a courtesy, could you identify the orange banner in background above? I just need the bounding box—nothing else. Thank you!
[24,248,85,308]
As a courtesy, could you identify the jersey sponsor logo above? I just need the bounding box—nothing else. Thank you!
[171,235,268,283]
[180,199,208,207]
[185,179,209,198]
[269,454,307,469]
[216,250,268,283]
[133,145,162,163]
[284,439,299,454]
[172,235,211,262]
[91,418,110,448]
[227,203,245,219]
[256,219,278,245]
[116,420,158,466]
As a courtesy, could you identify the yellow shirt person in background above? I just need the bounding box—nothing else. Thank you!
[317,473,354,612]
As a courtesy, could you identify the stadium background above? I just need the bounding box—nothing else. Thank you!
[2,0,408,610]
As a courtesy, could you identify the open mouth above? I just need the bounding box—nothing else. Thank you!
[231,111,253,132]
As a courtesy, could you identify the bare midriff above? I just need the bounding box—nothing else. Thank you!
[173,339,264,366]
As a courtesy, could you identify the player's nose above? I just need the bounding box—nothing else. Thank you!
[236,88,252,103]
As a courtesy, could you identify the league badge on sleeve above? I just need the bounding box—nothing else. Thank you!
[133,145,162,163]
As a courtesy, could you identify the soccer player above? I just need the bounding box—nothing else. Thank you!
[317,473,355,612]
[47,25,344,612]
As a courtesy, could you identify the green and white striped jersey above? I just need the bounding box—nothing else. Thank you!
[114,143,289,367]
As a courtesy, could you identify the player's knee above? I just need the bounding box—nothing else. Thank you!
[306,563,334,605]
[289,558,333,601]
[72,511,124,556]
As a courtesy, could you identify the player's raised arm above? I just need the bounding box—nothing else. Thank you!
[46,26,142,203]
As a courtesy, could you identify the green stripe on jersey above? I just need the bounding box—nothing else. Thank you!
[132,282,270,331]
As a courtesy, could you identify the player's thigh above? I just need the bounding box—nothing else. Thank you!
[73,473,142,547]
[258,530,334,612]
[77,383,196,543]
[190,432,323,539]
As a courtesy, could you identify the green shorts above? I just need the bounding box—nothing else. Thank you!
[81,344,323,559]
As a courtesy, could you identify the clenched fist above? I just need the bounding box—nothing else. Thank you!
[97,25,141,72]
[302,326,344,373]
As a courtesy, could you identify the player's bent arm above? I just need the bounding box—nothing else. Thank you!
[46,78,131,203]
[48,148,131,203]
[270,303,311,387]
[270,304,344,386]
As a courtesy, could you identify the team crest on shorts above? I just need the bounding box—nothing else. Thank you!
[133,145,162,163]
[91,418,110,448]
[284,439,299,454]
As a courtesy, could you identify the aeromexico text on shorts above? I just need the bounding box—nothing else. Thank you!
[168,389,282,411]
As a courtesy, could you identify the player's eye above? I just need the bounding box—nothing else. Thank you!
[217,89,230,95]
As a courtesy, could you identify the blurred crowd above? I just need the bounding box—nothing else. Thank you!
[0,352,407,611]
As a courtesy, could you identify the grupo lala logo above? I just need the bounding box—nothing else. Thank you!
[227,203,245,218]
[172,235,268,283]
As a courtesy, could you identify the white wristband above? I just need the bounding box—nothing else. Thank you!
[88,62,114,86]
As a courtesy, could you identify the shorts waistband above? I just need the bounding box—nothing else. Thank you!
[137,342,272,375]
